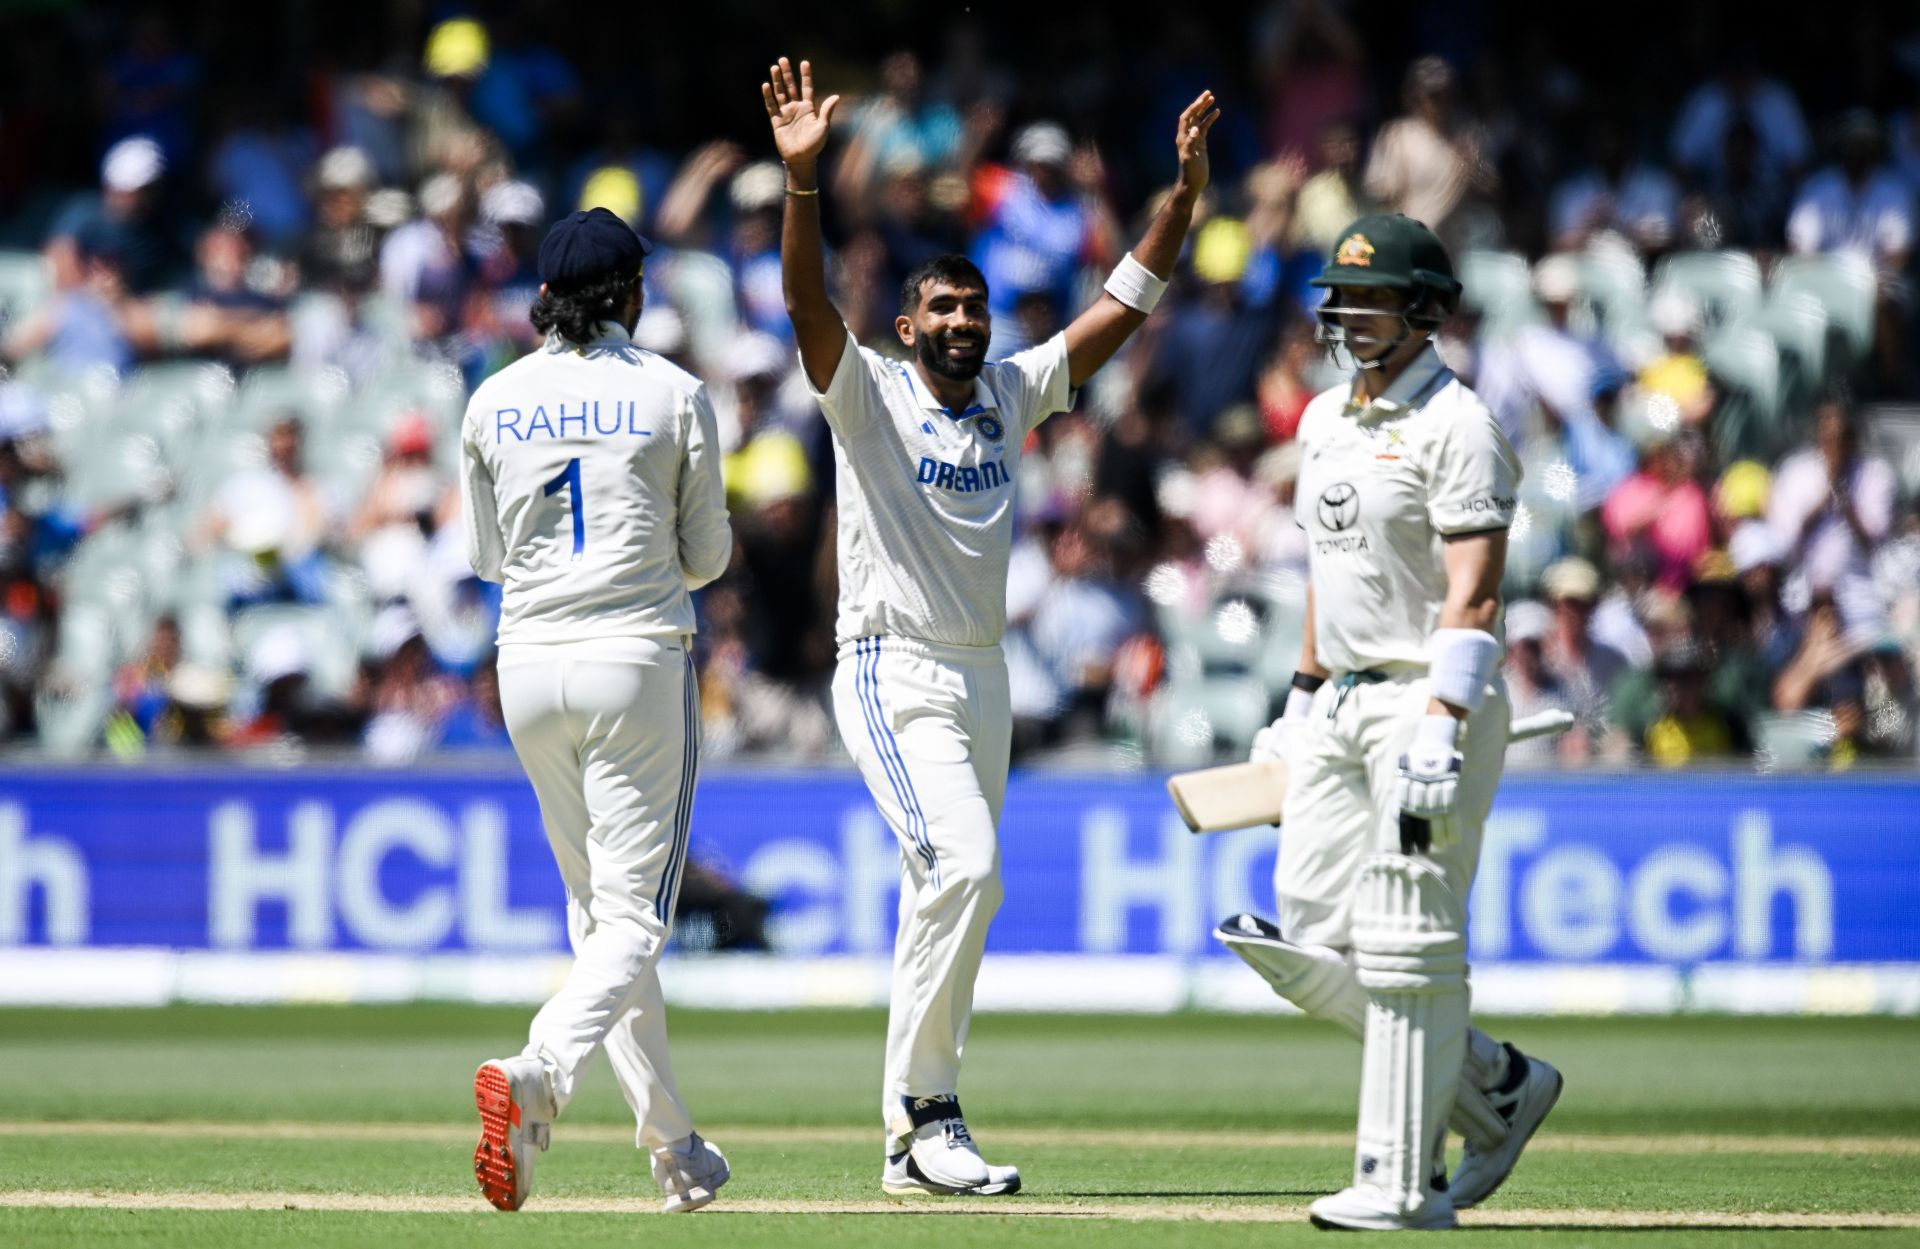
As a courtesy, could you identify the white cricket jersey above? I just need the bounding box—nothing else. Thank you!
[1296,343,1521,673]
[807,328,1074,647]
[461,321,732,645]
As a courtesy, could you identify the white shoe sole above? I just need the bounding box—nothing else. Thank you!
[1309,1194,1457,1231]
[1452,1062,1564,1209]
[883,1158,1021,1197]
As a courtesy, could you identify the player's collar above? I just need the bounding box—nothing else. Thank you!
[545,321,634,353]
[897,359,997,423]
[1348,343,1452,417]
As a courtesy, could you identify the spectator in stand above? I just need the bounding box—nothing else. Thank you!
[1255,319,1321,444]
[478,180,547,312]
[44,136,178,295]
[1363,55,1500,250]
[1253,0,1365,167]
[195,415,340,609]
[970,121,1121,356]
[1637,288,1717,431]
[1670,49,1811,185]
[1026,520,1145,742]
[1603,427,1714,594]
[3,234,136,377]
[1145,218,1286,437]
[835,50,965,197]
[1547,117,1681,254]
[1538,556,1629,751]
[1501,598,1581,766]
[1640,640,1746,766]
[112,614,181,739]
[1689,548,1773,738]
[726,163,792,344]
[99,12,200,171]
[302,146,383,294]
[1681,119,1792,256]
[379,171,477,342]
[1767,394,1896,635]
[1730,519,1803,673]
[206,94,316,252]
[132,223,291,367]
[1787,110,1914,388]
[1290,121,1369,258]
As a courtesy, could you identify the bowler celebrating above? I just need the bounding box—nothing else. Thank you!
[461,207,734,1214]
[763,56,1216,1196]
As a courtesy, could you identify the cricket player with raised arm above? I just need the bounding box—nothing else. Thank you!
[461,207,734,1215]
[1213,214,1563,1230]
[762,56,1216,1197]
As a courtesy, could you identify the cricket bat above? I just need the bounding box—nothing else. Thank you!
[1166,709,1576,834]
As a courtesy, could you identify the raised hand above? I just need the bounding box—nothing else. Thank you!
[1174,90,1221,197]
[761,57,841,171]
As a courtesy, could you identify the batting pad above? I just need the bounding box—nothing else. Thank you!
[1214,913,1367,1037]
[1351,855,1470,1212]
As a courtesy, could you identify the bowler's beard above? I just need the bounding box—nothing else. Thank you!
[917,326,988,381]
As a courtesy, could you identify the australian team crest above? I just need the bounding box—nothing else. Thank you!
[977,413,1005,442]
[1335,233,1375,267]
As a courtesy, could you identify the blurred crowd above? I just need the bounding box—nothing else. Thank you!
[0,1,1917,770]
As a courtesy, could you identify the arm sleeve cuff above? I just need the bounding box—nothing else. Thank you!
[1427,627,1501,711]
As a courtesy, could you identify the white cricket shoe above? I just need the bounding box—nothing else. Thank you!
[881,1095,1021,1196]
[1309,1183,1457,1231]
[652,1132,730,1213]
[472,1057,553,1211]
[1450,1044,1563,1209]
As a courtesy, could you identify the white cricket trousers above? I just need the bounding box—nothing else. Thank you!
[497,635,700,1150]
[1275,669,1509,950]
[831,636,1011,1140]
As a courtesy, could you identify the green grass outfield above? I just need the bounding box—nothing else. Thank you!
[3,1006,1918,1246]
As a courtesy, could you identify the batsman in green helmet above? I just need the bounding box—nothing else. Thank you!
[1213,214,1562,1230]
[1310,212,1465,371]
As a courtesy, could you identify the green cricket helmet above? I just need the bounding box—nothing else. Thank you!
[1310,213,1462,368]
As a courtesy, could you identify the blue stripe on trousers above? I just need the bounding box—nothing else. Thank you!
[862,638,939,887]
[654,650,698,917]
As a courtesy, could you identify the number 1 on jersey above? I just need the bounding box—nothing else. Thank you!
[543,457,585,560]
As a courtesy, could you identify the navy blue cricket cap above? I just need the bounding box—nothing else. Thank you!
[537,207,651,290]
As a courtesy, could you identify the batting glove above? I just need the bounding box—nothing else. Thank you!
[1396,715,1464,851]
[1250,681,1320,764]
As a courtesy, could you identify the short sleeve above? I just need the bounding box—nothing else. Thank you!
[1004,331,1074,434]
[1426,402,1522,536]
[803,328,887,436]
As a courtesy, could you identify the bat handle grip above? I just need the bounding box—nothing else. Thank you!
[1399,812,1432,855]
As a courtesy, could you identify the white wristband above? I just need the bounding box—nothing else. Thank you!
[1283,685,1315,722]
[1428,627,1501,711]
[1103,251,1169,314]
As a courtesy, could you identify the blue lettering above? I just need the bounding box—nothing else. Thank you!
[558,403,587,437]
[626,402,648,436]
[935,463,956,490]
[496,408,523,442]
[593,401,621,435]
[917,458,938,484]
[527,406,556,438]
[981,461,1001,489]
[959,466,981,493]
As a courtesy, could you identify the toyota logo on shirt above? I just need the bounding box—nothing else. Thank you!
[1317,482,1360,531]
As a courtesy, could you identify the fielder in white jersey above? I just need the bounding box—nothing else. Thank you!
[762,56,1217,1196]
[1215,213,1563,1231]
[460,207,734,1215]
